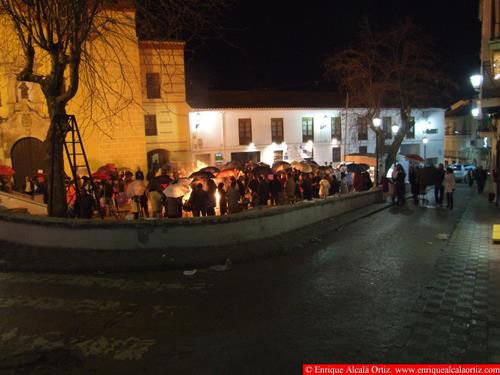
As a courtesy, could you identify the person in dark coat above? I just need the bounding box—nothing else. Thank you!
[269,174,283,205]
[409,166,419,205]
[301,175,313,201]
[75,188,95,219]
[188,183,208,217]
[217,182,227,215]
[395,164,406,206]
[475,166,487,194]
[206,178,217,216]
[166,196,183,218]
[135,167,145,181]
[433,163,445,206]
[256,176,269,206]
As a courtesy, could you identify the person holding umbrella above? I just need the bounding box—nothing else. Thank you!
[188,183,209,217]
[163,176,189,218]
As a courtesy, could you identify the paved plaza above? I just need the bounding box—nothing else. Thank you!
[0,186,498,374]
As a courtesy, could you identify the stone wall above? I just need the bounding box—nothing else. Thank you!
[0,189,383,251]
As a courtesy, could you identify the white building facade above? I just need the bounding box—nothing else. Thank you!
[188,107,445,169]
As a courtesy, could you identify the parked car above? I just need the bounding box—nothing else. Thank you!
[450,164,475,182]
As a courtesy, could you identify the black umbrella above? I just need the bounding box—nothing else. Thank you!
[252,165,273,176]
[272,161,291,172]
[346,163,369,173]
[189,171,215,179]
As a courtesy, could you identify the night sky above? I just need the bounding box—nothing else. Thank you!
[185,0,481,101]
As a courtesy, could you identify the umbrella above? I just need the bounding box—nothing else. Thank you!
[200,166,220,174]
[163,183,190,198]
[294,162,313,173]
[189,171,215,179]
[96,165,115,177]
[319,166,334,173]
[118,167,133,173]
[222,161,243,171]
[126,180,147,197]
[272,161,291,172]
[217,169,239,178]
[92,171,111,180]
[403,154,425,163]
[0,165,15,176]
[346,163,369,173]
[252,165,273,176]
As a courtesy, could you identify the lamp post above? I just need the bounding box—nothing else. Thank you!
[372,117,382,185]
[422,135,429,164]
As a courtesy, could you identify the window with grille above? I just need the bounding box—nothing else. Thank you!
[332,147,341,162]
[238,118,252,145]
[302,117,314,142]
[271,118,284,143]
[146,73,161,99]
[331,117,341,140]
[144,114,158,136]
[357,117,368,140]
[383,117,392,139]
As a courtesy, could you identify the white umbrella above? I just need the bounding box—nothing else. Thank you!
[126,180,146,197]
[163,183,190,198]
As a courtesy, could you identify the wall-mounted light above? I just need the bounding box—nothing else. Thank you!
[391,125,400,135]
[471,107,480,118]
[331,137,338,146]
[372,117,382,127]
[249,142,255,148]
[422,136,429,144]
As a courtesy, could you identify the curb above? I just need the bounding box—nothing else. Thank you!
[0,200,393,274]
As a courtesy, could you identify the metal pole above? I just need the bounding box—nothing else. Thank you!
[375,134,379,185]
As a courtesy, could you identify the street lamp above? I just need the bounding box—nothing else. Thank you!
[422,135,429,163]
[469,74,483,91]
[372,117,381,185]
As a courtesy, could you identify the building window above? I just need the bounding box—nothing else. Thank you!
[407,116,415,138]
[273,150,283,161]
[382,117,392,139]
[146,73,161,99]
[332,147,341,162]
[271,118,284,143]
[144,114,158,136]
[302,117,314,142]
[359,146,367,154]
[19,82,29,100]
[357,117,368,140]
[331,117,342,140]
[238,118,252,145]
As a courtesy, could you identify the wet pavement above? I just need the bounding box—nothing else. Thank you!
[0,186,497,374]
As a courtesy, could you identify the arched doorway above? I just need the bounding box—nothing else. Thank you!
[11,137,47,190]
[147,149,170,173]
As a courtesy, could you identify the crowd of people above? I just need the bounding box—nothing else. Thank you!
[63,162,375,220]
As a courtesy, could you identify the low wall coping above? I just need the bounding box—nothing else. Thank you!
[0,189,382,229]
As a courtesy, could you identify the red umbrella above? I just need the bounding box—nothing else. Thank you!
[92,171,111,181]
[403,154,425,163]
[0,165,15,176]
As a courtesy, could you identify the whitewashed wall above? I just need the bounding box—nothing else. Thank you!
[189,108,445,167]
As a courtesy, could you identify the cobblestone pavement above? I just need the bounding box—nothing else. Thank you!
[387,192,500,363]
[0,186,497,374]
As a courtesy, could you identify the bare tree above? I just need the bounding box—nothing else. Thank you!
[324,19,451,174]
[0,0,224,217]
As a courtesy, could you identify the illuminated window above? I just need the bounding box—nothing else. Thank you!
[302,117,314,142]
[331,117,341,140]
[271,118,284,143]
[238,118,252,145]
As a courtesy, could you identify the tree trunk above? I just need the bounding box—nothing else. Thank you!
[45,104,68,217]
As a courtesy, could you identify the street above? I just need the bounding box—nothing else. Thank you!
[0,185,496,374]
